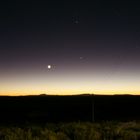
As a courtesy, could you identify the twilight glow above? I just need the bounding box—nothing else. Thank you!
[0,0,140,95]
[0,65,140,95]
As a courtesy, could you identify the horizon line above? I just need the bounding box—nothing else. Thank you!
[0,93,139,97]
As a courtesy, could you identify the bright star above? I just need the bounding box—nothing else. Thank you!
[47,65,51,69]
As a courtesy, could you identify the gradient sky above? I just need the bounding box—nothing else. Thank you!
[0,0,140,95]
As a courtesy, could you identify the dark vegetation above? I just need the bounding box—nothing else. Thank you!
[0,122,140,140]
[0,95,140,139]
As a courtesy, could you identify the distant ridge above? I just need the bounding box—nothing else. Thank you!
[114,94,134,96]
[0,93,139,97]
[39,94,47,96]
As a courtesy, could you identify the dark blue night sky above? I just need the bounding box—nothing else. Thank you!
[0,0,140,95]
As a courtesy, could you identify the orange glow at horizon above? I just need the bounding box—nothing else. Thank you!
[1,89,140,96]
[0,87,140,96]
[0,70,140,96]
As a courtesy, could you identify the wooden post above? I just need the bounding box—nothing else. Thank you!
[92,94,95,122]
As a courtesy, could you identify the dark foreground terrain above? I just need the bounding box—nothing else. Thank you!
[0,94,140,124]
[0,122,140,140]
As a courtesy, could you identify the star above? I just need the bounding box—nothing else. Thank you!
[80,57,84,60]
[47,65,52,69]
[72,16,79,24]
[74,20,79,24]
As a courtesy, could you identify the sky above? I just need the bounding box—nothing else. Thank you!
[0,0,140,95]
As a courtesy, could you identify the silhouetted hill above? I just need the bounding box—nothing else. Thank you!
[0,94,140,124]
